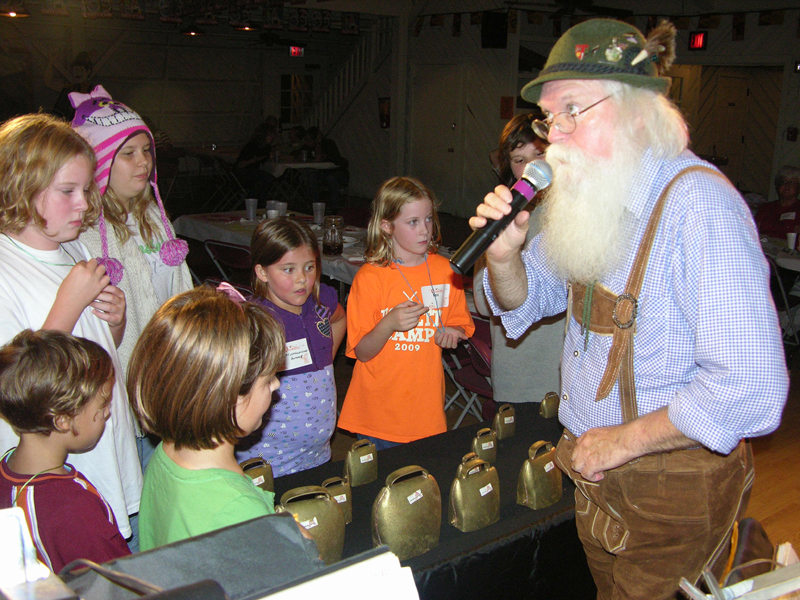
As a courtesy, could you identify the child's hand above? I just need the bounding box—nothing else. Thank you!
[57,259,111,314]
[383,300,429,332]
[91,284,126,328]
[434,326,468,349]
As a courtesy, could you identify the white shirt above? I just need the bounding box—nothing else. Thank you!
[0,235,142,537]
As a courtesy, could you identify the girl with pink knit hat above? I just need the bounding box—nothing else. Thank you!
[69,87,192,372]
[70,87,193,473]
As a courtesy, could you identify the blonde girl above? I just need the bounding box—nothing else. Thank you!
[69,85,192,377]
[236,217,345,476]
[0,113,141,543]
[127,286,285,550]
[338,177,474,449]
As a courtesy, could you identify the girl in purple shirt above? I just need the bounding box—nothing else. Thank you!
[236,218,346,475]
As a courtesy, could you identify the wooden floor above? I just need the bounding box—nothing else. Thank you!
[745,349,800,550]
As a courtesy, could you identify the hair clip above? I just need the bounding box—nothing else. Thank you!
[217,282,247,305]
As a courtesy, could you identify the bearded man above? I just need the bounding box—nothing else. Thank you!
[471,19,787,599]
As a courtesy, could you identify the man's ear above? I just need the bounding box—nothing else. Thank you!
[380,220,393,236]
[254,264,269,284]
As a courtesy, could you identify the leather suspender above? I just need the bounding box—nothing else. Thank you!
[570,166,721,423]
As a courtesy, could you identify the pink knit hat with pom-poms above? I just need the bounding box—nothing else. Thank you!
[69,85,188,284]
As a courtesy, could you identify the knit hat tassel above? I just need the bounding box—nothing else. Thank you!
[96,208,124,285]
[154,184,189,267]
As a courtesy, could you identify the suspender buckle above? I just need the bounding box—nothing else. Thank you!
[612,293,638,329]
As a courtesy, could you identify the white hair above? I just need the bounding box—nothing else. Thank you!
[600,80,689,160]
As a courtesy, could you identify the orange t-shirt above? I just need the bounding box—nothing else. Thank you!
[339,254,475,443]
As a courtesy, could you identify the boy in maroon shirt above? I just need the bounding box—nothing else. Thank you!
[0,329,130,573]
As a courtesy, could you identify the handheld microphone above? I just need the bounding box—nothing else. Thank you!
[450,159,553,275]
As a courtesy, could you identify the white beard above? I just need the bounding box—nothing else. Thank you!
[540,138,642,284]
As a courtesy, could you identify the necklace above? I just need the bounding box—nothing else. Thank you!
[2,234,77,267]
[394,253,444,333]
[1,448,66,506]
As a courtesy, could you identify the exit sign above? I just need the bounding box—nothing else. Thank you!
[688,31,707,51]
[290,46,304,57]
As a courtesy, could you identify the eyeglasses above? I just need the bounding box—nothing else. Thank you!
[532,95,612,139]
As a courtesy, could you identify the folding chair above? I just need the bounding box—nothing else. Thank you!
[449,335,493,429]
[204,239,252,290]
[766,254,800,349]
[197,156,247,213]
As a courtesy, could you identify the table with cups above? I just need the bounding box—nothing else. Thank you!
[172,209,368,289]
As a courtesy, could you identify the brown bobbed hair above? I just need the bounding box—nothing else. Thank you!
[365,176,441,266]
[126,286,285,451]
[0,329,113,435]
[0,113,101,234]
[250,216,321,304]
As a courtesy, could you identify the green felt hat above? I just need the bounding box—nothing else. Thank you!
[522,19,676,104]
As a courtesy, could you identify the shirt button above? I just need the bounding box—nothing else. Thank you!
[573,350,579,357]
[562,393,568,401]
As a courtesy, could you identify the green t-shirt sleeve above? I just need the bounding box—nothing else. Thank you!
[211,488,275,531]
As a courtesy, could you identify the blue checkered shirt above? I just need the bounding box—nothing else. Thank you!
[484,150,788,453]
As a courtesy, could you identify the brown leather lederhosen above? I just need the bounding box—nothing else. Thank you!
[554,167,754,597]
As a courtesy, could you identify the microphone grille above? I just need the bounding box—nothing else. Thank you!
[523,160,553,190]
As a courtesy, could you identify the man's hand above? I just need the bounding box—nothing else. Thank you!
[468,185,530,264]
[570,408,696,482]
[570,424,639,482]
[434,326,468,349]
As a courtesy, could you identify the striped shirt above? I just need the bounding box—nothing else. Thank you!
[484,149,788,453]
[0,457,130,572]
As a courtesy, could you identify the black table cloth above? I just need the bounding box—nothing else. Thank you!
[275,412,596,600]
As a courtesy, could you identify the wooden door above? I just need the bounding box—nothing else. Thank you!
[410,63,464,215]
[711,74,748,187]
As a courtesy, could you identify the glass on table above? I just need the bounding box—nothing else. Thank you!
[323,216,344,256]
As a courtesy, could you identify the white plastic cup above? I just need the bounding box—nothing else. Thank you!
[266,200,279,211]
[245,198,258,221]
[312,202,326,225]
[266,209,280,219]
[788,232,797,251]
[276,201,288,216]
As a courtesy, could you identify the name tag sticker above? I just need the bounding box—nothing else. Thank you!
[545,461,555,473]
[479,483,493,496]
[407,489,423,504]
[252,475,265,486]
[780,212,796,221]
[421,284,451,309]
[300,517,318,529]
[360,453,373,464]
[504,416,514,424]
[334,494,347,504]
[482,441,494,450]
[284,338,312,371]
[468,466,481,475]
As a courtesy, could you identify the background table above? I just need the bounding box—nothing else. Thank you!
[272,415,595,600]
[173,211,367,286]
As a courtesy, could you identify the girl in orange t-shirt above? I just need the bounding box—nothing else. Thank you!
[338,177,474,449]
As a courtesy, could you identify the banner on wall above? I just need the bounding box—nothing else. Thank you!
[287,7,308,32]
[82,0,112,18]
[310,9,330,33]
[119,0,144,20]
[341,11,359,35]
[158,0,181,22]
[41,0,69,16]
[263,3,282,29]
[195,0,218,26]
